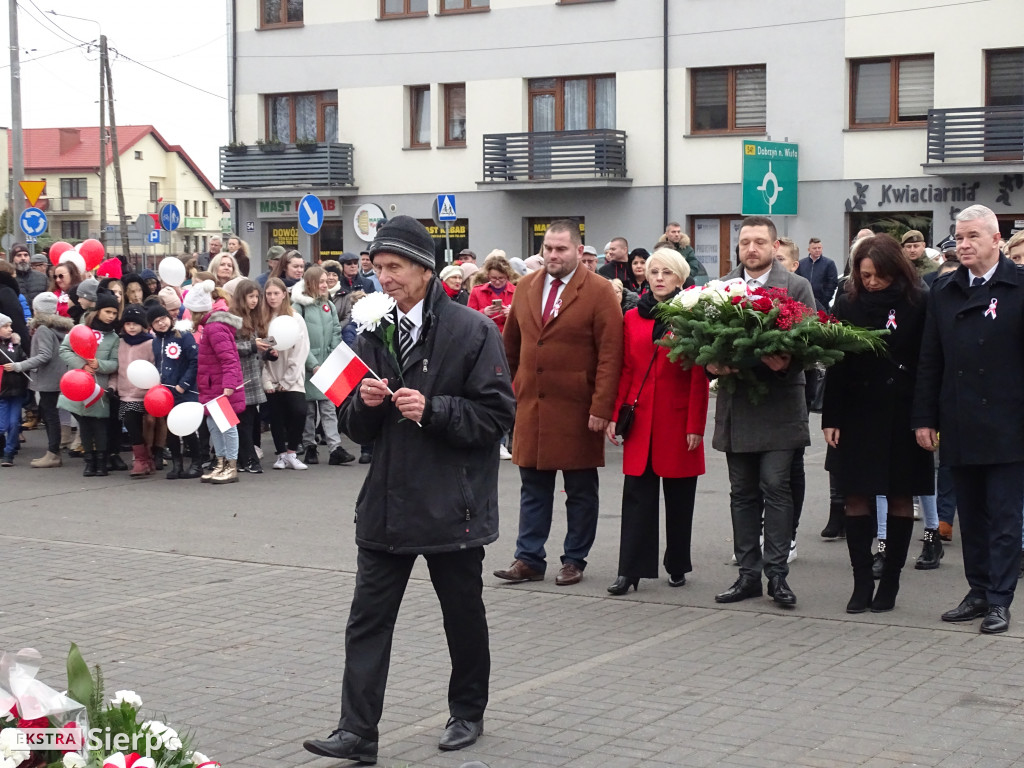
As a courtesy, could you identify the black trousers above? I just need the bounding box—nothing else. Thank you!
[618,461,697,578]
[122,409,145,446]
[951,462,1024,607]
[74,414,108,453]
[168,431,199,461]
[237,404,259,464]
[38,391,60,453]
[727,449,796,581]
[106,393,124,453]
[339,546,489,742]
[267,391,305,453]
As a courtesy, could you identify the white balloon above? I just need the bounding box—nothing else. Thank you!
[74,242,83,251]
[158,257,186,287]
[166,401,204,437]
[59,251,86,274]
[126,359,161,390]
[268,314,300,351]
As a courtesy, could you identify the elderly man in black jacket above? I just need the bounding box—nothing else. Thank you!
[913,204,1024,635]
[303,216,516,764]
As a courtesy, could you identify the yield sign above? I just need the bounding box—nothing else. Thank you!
[19,180,46,207]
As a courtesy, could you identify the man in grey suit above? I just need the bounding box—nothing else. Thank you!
[707,216,815,607]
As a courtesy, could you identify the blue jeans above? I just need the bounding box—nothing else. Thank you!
[0,395,25,456]
[206,416,238,460]
[877,495,938,536]
[937,463,957,525]
[514,467,599,572]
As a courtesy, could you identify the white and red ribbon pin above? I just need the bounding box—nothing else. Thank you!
[985,298,998,319]
[886,310,897,330]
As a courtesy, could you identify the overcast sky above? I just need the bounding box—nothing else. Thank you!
[0,0,229,184]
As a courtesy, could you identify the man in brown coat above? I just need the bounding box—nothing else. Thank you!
[494,219,624,586]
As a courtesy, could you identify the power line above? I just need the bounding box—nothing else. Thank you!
[113,49,230,102]
[0,43,88,70]
[23,0,94,46]
[15,0,87,49]
[134,34,226,64]
[236,0,996,59]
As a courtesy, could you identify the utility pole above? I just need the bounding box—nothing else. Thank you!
[9,0,25,246]
[99,35,107,249]
[103,48,131,260]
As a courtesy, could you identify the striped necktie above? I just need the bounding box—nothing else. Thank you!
[398,315,415,367]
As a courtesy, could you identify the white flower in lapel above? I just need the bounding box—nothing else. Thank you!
[350,292,397,334]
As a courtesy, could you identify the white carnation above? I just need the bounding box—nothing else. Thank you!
[350,292,396,334]
[0,729,29,765]
[111,690,143,708]
[63,753,87,768]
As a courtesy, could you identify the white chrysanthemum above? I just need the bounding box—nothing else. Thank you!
[110,690,143,708]
[350,292,396,334]
[63,753,87,768]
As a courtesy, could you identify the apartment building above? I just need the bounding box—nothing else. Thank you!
[222,0,1024,275]
[10,125,229,255]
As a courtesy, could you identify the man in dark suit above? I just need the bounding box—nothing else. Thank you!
[913,204,1024,635]
[795,237,838,310]
[708,216,815,608]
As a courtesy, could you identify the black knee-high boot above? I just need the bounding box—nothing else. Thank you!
[845,515,876,613]
[871,516,914,612]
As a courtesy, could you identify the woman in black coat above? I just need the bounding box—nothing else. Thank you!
[0,264,30,342]
[822,234,934,614]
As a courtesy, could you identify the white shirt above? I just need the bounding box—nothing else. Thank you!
[969,262,998,286]
[743,269,770,288]
[542,266,578,316]
[396,300,424,345]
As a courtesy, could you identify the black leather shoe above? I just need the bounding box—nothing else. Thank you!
[980,605,1010,634]
[941,597,989,622]
[668,574,686,587]
[329,446,356,465]
[438,717,483,751]
[607,576,638,595]
[767,575,797,606]
[302,729,377,764]
[714,577,762,603]
[359,450,372,465]
[304,445,319,464]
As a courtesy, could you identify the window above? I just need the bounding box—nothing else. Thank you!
[134,150,142,160]
[410,85,431,147]
[61,221,86,239]
[690,65,766,134]
[261,0,302,27]
[380,0,427,18]
[850,56,933,127]
[528,75,615,131]
[265,91,338,143]
[444,83,466,146]
[440,0,489,13]
[60,178,87,199]
[987,48,1024,107]
[149,182,159,202]
[202,201,208,218]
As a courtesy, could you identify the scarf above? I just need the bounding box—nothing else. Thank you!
[90,318,116,334]
[443,282,460,299]
[637,288,680,343]
[121,330,154,346]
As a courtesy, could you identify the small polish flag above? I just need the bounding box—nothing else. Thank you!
[311,342,372,407]
[206,394,240,433]
[84,381,104,408]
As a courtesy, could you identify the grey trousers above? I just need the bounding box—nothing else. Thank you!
[727,449,797,581]
[302,399,342,451]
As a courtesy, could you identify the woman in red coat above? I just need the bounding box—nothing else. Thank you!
[605,249,709,594]
[467,252,517,333]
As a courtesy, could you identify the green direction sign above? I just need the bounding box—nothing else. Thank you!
[741,140,798,216]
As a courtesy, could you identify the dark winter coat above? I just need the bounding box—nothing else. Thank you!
[196,311,245,414]
[796,255,839,310]
[153,326,199,405]
[0,337,28,398]
[12,313,72,392]
[0,272,30,342]
[16,268,48,308]
[912,258,1024,466]
[823,286,934,495]
[339,278,516,555]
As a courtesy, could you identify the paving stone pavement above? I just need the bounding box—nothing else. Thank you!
[3,424,1024,767]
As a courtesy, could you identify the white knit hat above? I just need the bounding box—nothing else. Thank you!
[183,279,215,313]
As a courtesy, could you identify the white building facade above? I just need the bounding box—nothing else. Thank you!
[223,0,1024,275]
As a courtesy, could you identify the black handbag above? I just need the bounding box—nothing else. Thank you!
[615,350,658,439]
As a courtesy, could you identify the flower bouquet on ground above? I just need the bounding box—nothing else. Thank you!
[0,645,218,768]
[657,278,888,403]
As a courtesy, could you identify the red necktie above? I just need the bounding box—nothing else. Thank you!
[541,278,563,324]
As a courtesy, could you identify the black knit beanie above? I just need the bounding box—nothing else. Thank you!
[146,302,171,327]
[367,215,435,271]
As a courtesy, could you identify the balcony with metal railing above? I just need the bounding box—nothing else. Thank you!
[924,106,1024,174]
[219,143,357,192]
[46,197,94,214]
[477,129,631,190]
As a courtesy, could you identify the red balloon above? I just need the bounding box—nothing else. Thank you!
[49,241,73,266]
[78,239,105,271]
[68,325,98,359]
[59,369,97,402]
[143,385,174,418]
